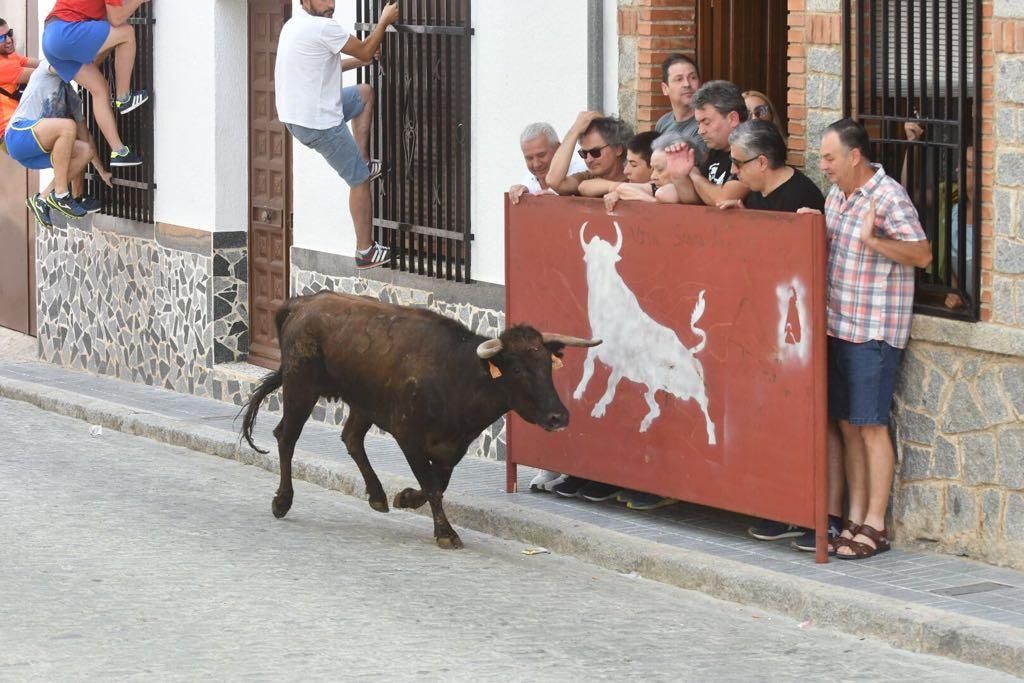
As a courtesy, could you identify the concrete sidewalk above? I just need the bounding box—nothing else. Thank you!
[1,356,1023,677]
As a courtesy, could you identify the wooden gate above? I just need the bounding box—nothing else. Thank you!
[696,0,788,132]
[0,0,36,335]
[247,0,292,369]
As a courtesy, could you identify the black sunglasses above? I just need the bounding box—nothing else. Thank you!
[750,104,771,120]
[730,155,761,168]
[0,29,13,41]
[578,144,609,160]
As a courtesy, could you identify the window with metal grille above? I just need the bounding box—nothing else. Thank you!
[355,0,473,282]
[83,4,156,224]
[842,0,981,321]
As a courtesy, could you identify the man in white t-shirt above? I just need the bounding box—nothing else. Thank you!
[508,122,587,205]
[275,0,398,270]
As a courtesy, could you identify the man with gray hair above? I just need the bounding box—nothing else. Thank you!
[718,119,824,213]
[546,111,632,196]
[508,121,586,205]
[664,80,749,206]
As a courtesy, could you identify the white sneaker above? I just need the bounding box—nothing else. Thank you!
[529,470,566,493]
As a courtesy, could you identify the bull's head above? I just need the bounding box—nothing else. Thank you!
[579,221,623,265]
[477,327,601,431]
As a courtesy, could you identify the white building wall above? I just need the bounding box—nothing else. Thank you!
[292,1,591,285]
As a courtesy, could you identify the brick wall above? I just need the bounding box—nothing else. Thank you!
[617,0,697,131]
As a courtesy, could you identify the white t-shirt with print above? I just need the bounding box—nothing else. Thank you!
[520,154,588,194]
[275,11,350,129]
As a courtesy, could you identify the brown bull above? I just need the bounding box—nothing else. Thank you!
[240,291,600,549]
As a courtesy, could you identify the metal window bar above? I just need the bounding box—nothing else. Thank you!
[355,0,474,282]
[82,6,156,224]
[843,0,980,321]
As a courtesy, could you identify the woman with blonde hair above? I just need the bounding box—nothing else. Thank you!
[742,89,782,131]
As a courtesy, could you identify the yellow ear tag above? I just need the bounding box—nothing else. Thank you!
[488,362,502,379]
[551,355,564,371]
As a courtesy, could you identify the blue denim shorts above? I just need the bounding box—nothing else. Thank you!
[42,19,111,83]
[828,336,904,426]
[285,86,369,187]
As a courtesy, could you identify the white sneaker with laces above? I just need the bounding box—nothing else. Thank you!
[529,470,566,493]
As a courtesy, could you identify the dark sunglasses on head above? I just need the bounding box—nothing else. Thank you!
[751,104,771,120]
[0,29,13,41]
[578,144,609,160]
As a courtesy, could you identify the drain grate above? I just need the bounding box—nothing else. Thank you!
[930,581,1013,597]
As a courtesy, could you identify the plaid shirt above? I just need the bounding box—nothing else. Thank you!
[825,165,927,349]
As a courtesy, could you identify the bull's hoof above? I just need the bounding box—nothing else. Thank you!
[436,534,464,550]
[368,496,389,513]
[394,488,427,509]
[272,495,292,519]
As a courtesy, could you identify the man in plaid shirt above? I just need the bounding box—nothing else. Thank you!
[801,119,932,560]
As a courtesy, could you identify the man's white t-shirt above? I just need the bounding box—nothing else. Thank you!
[275,10,350,129]
[520,154,588,194]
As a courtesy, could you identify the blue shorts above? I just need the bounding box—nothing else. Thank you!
[4,120,53,170]
[285,86,369,187]
[42,19,111,83]
[828,336,904,426]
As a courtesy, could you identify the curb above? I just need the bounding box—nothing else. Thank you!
[2,375,1022,677]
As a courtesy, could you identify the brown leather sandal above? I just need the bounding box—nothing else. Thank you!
[835,524,889,560]
[829,521,862,555]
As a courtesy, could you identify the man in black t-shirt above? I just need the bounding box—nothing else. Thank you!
[664,80,750,206]
[717,119,825,213]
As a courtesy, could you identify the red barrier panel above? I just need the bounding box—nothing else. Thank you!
[505,195,830,562]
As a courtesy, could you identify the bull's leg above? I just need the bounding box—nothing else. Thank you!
[592,369,623,418]
[696,392,717,445]
[401,450,462,549]
[341,409,388,513]
[271,385,318,519]
[394,462,453,510]
[639,387,661,432]
[572,347,599,401]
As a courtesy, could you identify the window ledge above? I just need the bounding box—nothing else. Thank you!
[911,315,1024,359]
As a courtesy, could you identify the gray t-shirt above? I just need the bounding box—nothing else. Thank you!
[10,61,83,127]
[655,111,707,154]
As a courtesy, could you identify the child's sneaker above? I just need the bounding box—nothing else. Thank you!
[355,241,391,270]
[45,191,87,219]
[110,146,143,167]
[26,193,53,228]
[113,89,150,115]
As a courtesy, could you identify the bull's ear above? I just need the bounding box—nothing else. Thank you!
[477,338,503,359]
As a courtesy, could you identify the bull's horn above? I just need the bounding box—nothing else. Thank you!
[579,221,589,250]
[476,338,503,359]
[612,221,623,253]
[541,333,602,348]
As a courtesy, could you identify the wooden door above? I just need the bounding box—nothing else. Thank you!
[248,0,292,369]
[697,0,789,133]
[0,0,37,335]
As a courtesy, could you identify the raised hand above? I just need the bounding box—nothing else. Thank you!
[571,110,603,135]
[380,2,399,26]
[664,143,695,181]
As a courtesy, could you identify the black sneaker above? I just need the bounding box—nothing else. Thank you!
[747,519,804,541]
[76,195,103,214]
[792,515,844,552]
[26,193,53,228]
[45,191,87,219]
[113,89,150,115]
[622,491,677,511]
[354,241,391,270]
[579,481,623,502]
[110,146,143,167]
[552,476,589,498]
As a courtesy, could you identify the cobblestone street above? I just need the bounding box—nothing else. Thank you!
[0,397,1014,681]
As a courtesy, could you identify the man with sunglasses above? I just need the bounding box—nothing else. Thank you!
[545,111,632,196]
[42,0,151,167]
[0,19,39,155]
[664,80,750,207]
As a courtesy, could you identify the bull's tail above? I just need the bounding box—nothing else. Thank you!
[689,290,708,354]
[240,370,283,454]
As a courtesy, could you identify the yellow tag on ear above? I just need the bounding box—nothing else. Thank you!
[488,362,502,379]
[551,355,564,370]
